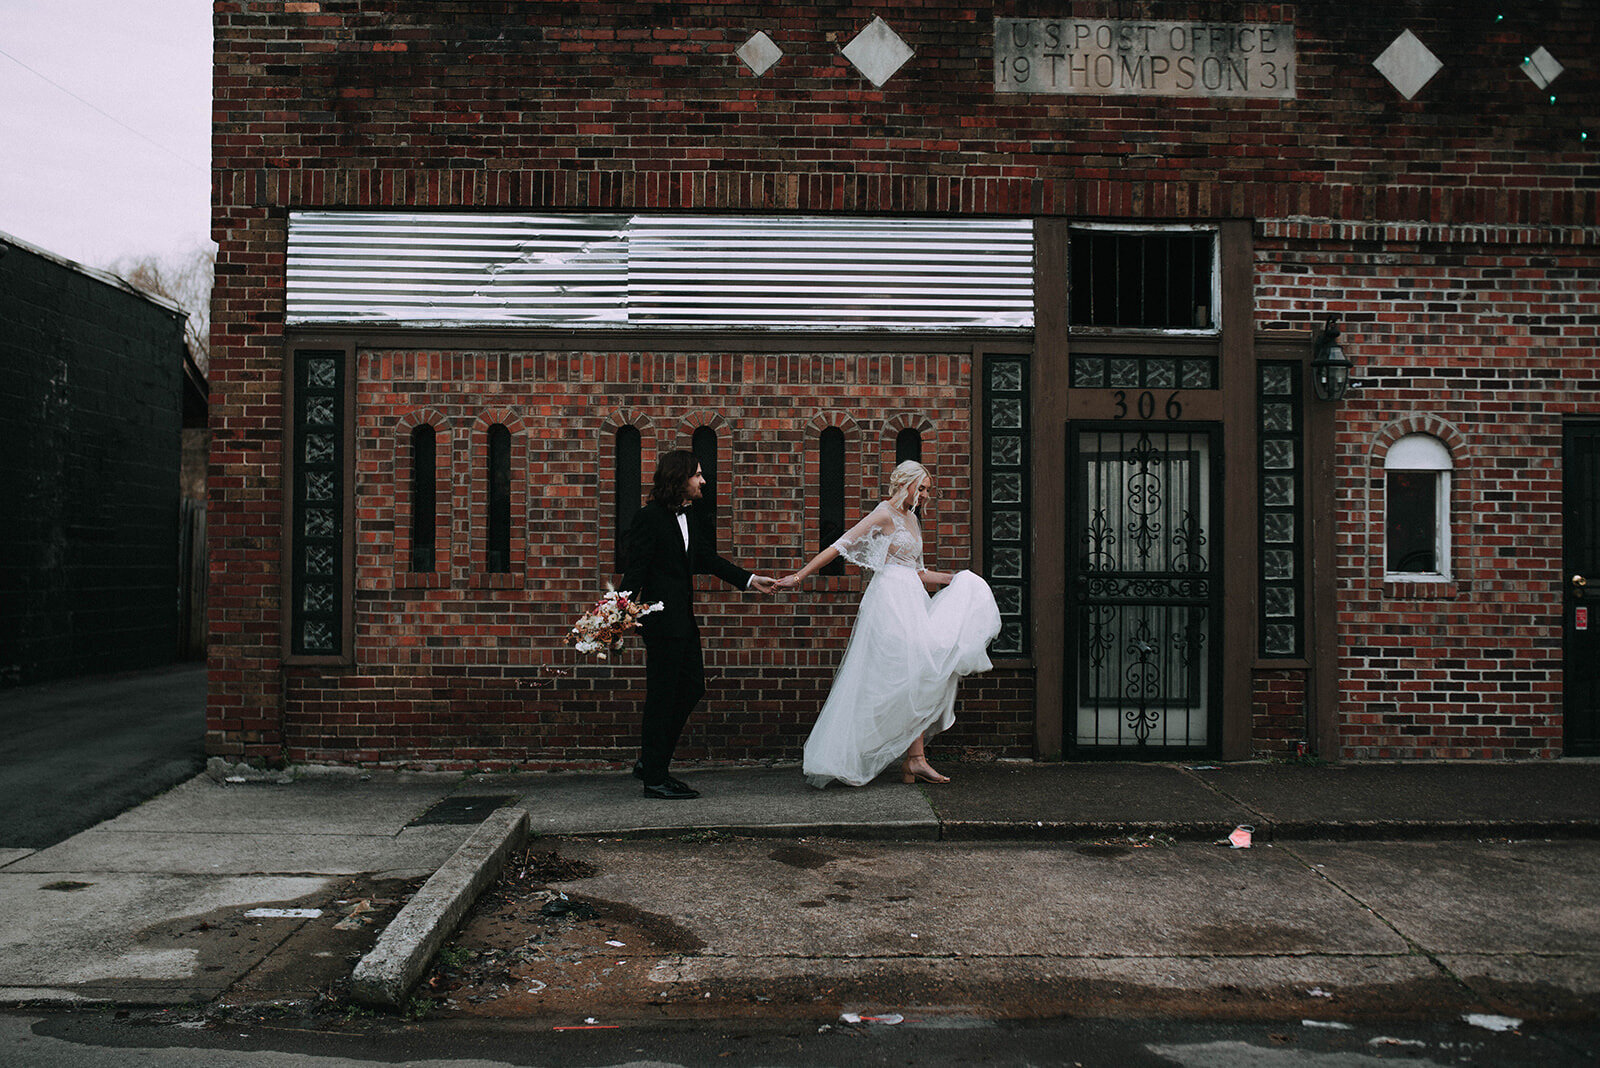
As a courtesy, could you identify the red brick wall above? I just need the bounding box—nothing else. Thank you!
[272,346,1029,768]
[1257,221,1598,759]
[211,1,1598,764]
[1251,669,1307,759]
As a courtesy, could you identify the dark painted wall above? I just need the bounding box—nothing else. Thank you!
[0,239,188,686]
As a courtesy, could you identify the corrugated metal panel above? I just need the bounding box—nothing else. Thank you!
[286,213,1033,329]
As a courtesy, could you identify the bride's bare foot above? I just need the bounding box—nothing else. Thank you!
[902,757,950,784]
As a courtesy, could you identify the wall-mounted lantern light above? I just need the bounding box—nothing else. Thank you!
[1311,319,1355,402]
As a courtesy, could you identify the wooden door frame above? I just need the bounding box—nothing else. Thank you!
[1032,219,1256,760]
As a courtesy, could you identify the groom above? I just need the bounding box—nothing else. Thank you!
[621,449,775,799]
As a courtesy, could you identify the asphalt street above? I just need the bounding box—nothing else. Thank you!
[5,1009,1598,1067]
[0,663,206,849]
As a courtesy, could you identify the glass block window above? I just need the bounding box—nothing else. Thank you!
[1071,353,1216,390]
[1257,362,1304,658]
[291,351,345,657]
[983,356,1031,656]
[614,425,641,571]
[819,426,846,577]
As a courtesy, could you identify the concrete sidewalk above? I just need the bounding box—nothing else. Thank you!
[499,757,1600,842]
[1,757,1596,1012]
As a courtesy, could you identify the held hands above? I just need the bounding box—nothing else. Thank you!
[746,573,803,595]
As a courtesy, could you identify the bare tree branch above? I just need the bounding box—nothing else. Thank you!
[111,245,214,375]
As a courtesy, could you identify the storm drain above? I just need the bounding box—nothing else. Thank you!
[406,794,518,827]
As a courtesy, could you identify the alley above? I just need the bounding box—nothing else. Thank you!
[0,663,205,851]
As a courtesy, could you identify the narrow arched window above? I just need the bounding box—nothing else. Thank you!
[614,425,641,570]
[819,426,845,577]
[410,424,436,573]
[487,424,511,573]
[896,427,922,464]
[692,425,718,551]
[1384,434,1452,579]
[896,428,926,522]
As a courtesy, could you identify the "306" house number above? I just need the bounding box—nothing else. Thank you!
[1112,390,1183,420]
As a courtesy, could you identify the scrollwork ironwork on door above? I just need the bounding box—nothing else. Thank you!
[1123,620,1163,745]
[1172,510,1208,573]
[1081,509,1117,572]
[1124,432,1165,563]
[1072,427,1216,750]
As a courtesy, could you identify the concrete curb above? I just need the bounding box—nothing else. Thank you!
[1258,819,1600,842]
[350,805,528,1010]
[550,819,943,841]
[937,820,1244,842]
[937,819,1600,843]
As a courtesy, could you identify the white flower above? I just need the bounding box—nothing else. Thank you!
[565,589,663,659]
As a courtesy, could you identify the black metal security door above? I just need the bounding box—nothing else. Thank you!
[1067,425,1222,754]
[1564,421,1600,755]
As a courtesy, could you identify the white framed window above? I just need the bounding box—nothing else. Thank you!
[1384,434,1452,580]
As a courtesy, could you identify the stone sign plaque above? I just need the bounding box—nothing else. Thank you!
[995,18,1296,99]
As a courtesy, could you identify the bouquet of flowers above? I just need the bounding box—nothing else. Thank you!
[566,587,663,659]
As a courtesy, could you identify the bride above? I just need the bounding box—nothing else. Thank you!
[778,461,1001,787]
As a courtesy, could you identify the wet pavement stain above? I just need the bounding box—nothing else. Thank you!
[768,844,834,869]
[1185,921,1321,954]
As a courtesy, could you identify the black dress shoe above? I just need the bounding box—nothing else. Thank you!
[642,780,700,800]
[634,761,694,792]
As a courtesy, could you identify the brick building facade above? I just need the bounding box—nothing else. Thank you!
[210,2,1599,768]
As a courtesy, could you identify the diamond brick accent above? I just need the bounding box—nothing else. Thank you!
[736,30,783,76]
[1373,30,1442,100]
[1521,47,1563,90]
[841,17,912,88]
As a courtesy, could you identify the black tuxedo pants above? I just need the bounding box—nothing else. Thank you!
[639,633,706,784]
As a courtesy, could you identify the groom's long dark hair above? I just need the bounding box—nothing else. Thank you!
[649,449,699,507]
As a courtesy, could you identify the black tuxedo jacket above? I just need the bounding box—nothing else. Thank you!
[620,501,751,640]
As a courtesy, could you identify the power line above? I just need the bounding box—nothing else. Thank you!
[0,45,207,173]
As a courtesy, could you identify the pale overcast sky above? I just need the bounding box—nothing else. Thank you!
[1,0,212,270]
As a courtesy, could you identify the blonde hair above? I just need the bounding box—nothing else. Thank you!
[887,460,931,505]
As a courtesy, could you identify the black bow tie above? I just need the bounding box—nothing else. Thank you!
[673,506,691,516]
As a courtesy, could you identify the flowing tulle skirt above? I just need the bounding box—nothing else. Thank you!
[802,568,1001,788]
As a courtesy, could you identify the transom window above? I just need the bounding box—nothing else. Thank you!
[1068,226,1218,331]
[1067,225,1221,391]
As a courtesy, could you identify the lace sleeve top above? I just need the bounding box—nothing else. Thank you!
[832,501,924,572]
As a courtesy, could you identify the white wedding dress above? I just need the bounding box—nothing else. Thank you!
[802,501,1002,788]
